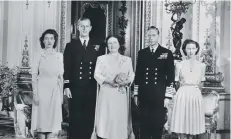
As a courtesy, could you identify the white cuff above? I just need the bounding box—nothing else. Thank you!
[133,85,139,95]
[64,80,69,83]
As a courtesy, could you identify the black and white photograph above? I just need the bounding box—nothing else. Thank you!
[0,0,230,139]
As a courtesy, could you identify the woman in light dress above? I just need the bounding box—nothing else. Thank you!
[93,35,135,139]
[31,29,63,139]
[170,39,205,139]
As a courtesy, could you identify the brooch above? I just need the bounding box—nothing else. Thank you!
[158,53,168,59]
[94,45,100,51]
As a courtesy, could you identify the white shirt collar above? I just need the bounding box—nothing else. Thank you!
[79,37,90,46]
[149,44,159,52]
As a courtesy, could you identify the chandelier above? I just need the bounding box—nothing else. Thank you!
[165,0,194,16]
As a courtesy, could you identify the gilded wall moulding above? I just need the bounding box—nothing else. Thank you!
[143,1,152,49]
[200,29,217,75]
[22,36,30,68]
[60,1,67,53]
[81,2,108,16]
[135,3,141,64]
[107,2,113,36]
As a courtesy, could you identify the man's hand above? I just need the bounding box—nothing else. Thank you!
[164,98,170,108]
[134,96,139,106]
[64,88,72,98]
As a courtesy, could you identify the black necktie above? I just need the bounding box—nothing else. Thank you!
[83,40,87,49]
[151,49,154,55]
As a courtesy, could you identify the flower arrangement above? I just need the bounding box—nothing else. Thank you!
[114,73,128,84]
[114,73,129,94]
[0,61,20,97]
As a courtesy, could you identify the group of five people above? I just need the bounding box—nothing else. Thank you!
[31,17,206,139]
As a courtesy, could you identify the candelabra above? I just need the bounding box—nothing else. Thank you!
[165,0,194,17]
[165,0,194,60]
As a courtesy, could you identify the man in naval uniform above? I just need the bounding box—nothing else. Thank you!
[133,26,175,139]
[63,17,104,139]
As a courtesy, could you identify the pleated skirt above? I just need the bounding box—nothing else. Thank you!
[170,85,205,135]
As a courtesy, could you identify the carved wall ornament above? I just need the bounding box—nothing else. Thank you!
[107,2,113,36]
[82,2,108,16]
[59,1,67,53]
[26,0,29,10]
[22,36,30,68]
[143,1,152,49]
[196,1,200,41]
[200,29,215,74]
[118,1,128,55]
[48,1,51,8]
[199,1,218,75]
[200,1,217,11]
[165,29,174,53]
[25,0,53,9]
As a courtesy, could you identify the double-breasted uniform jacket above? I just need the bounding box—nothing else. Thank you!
[64,39,104,88]
[134,44,175,127]
[63,38,104,139]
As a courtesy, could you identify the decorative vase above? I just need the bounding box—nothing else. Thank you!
[1,96,9,111]
[205,72,224,83]
[1,91,14,111]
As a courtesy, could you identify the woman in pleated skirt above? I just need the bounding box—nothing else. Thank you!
[170,39,205,139]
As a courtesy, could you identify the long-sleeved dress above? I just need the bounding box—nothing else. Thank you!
[31,51,64,134]
[94,54,134,139]
[170,60,205,135]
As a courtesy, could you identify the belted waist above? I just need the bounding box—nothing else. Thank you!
[180,83,198,88]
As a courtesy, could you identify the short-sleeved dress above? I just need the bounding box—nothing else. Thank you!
[94,54,135,139]
[31,51,64,134]
[170,60,205,135]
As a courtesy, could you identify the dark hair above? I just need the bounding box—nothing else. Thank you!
[148,26,160,35]
[39,29,58,49]
[182,39,200,56]
[105,35,126,55]
[75,17,91,28]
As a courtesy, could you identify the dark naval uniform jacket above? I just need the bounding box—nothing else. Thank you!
[134,44,174,139]
[63,38,104,139]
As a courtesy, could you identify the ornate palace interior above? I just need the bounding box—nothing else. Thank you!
[0,1,230,139]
